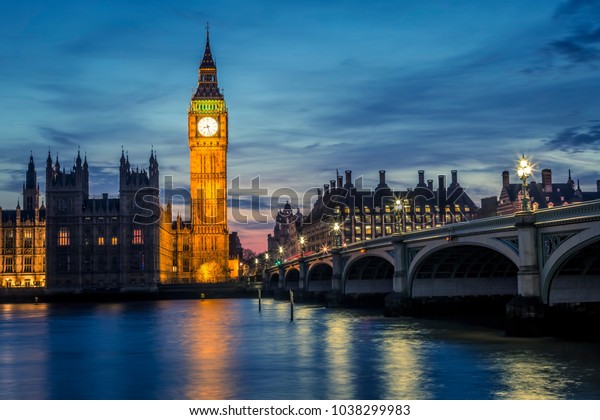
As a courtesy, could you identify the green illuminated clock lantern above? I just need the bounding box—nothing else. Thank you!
[197,117,218,137]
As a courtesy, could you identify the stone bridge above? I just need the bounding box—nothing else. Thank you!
[266,200,600,335]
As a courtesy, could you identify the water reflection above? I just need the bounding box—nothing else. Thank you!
[183,299,239,399]
[1,299,600,399]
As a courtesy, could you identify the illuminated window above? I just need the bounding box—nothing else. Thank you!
[5,257,14,273]
[24,257,32,272]
[133,228,144,245]
[5,231,14,249]
[98,237,105,246]
[58,228,70,246]
[111,237,118,246]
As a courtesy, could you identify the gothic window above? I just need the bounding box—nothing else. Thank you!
[58,228,70,246]
[133,228,144,245]
[57,255,70,272]
[5,257,14,273]
[24,230,33,251]
[5,231,14,249]
[24,257,32,272]
[111,237,118,246]
[98,237,105,246]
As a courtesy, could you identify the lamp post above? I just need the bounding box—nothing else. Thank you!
[333,222,341,247]
[299,236,306,258]
[393,198,402,233]
[517,154,533,212]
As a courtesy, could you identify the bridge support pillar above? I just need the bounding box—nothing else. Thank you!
[506,212,546,336]
[385,235,412,316]
[298,259,307,290]
[327,250,344,307]
[331,250,342,291]
[278,266,285,289]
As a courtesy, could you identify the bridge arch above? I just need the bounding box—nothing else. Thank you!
[544,235,600,304]
[307,262,333,292]
[268,272,280,290]
[284,268,300,291]
[343,254,394,294]
[409,243,518,298]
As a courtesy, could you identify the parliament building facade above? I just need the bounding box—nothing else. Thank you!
[0,31,239,293]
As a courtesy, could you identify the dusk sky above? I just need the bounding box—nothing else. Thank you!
[1,0,599,251]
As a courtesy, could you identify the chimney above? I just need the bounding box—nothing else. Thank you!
[542,169,552,192]
[451,170,458,186]
[427,179,433,190]
[330,180,336,190]
[324,184,329,195]
[438,175,445,190]
[317,188,322,199]
[418,170,425,186]
[337,175,343,189]
[345,170,352,187]
[502,171,510,188]
[379,170,386,185]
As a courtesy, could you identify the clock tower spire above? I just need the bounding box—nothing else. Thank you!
[188,27,230,282]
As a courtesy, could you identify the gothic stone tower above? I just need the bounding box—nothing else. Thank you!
[188,29,229,282]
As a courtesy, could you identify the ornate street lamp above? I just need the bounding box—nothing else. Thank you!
[517,154,533,211]
[393,198,402,233]
[332,222,341,247]
[299,236,306,258]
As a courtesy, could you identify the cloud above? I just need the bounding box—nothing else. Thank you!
[553,0,600,18]
[545,122,600,151]
[542,0,600,66]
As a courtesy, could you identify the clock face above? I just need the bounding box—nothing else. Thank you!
[197,117,218,137]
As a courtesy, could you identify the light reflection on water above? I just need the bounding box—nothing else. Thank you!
[1,299,600,400]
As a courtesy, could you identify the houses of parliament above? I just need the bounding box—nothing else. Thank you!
[0,31,240,293]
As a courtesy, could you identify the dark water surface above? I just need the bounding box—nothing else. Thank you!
[1,299,599,399]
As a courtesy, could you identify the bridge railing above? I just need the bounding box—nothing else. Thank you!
[533,199,600,224]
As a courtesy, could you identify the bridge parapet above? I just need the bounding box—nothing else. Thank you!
[534,199,600,225]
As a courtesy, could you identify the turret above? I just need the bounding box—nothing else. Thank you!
[149,149,159,187]
[23,153,39,211]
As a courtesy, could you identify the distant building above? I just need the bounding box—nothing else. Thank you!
[267,202,302,261]
[0,154,46,288]
[496,168,600,216]
[268,169,478,258]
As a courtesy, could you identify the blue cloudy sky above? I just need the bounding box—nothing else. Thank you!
[1,0,600,251]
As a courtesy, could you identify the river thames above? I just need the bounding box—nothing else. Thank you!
[1,298,600,400]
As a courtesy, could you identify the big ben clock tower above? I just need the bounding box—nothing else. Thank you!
[188,28,229,282]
